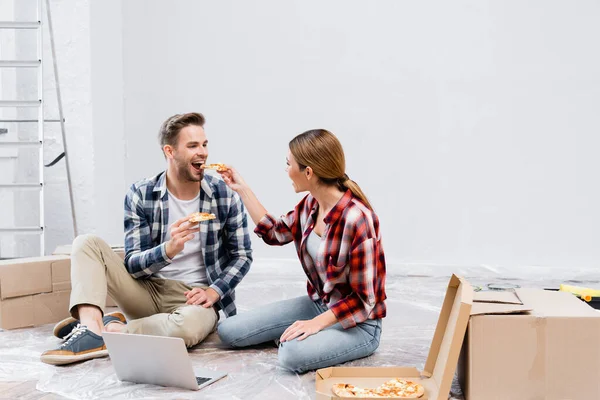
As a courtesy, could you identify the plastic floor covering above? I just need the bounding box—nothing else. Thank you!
[1,259,598,399]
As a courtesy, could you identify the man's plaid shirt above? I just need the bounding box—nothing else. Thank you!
[123,171,252,317]
[255,190,386,329]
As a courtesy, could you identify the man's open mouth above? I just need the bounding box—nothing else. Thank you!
[192,162,204,172]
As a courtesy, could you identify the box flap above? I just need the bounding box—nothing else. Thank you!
[473,291,522,304]
[422,274,472,400]
[471,302,532,315]
[471,290,532,315]
[516,288,599,317]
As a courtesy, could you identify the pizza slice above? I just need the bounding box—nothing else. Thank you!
[331,384,380,398]
[188,212,216,223]
[200,163,228,172]
[331,379,425,398]
[376,378,425,398]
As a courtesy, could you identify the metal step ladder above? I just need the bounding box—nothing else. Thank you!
[0,0,77,256]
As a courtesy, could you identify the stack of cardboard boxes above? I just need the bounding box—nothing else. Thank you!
[0,255,71,330]
[0,245,123,330]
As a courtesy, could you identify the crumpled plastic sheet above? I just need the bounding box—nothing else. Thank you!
[1,259,598,399]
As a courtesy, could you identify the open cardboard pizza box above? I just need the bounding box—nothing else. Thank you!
[316,274,473,399]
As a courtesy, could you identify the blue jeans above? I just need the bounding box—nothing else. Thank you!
[217,296,382,373]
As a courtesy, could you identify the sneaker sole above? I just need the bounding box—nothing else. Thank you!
[53,312,127,339]
[104,312,127,326]
[40,348,109,366]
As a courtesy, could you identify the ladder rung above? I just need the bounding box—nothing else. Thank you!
[0,183,43,189]
[0,100,41,107]
[0,60,41,68]
[0,227,43,233]
[0,119,62,123]
[0,141,42,147]
[0,21,41,29]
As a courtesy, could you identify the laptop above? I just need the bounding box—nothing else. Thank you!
[103,332,227,391]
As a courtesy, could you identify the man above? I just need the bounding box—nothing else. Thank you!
[41,112,252,365]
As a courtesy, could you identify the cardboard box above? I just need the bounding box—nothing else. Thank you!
[0,256,72,330]
[316,275,473,400]
[0,295,34,329]
[0,256,69,299]
[0,290,71,330]
[458,289,600,399]
[51,256,71,293]
[33,290,71,326]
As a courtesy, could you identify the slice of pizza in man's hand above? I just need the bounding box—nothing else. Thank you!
[188,212,216,223]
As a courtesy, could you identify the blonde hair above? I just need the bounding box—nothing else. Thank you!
[289,129,373,210]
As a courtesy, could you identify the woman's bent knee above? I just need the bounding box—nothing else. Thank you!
[216,317,239,347]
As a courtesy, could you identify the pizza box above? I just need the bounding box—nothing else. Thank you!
[316,274,473,399]
[458,288,600,399]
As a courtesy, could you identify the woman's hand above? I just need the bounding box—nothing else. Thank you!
[279,310,339,342]
[217,164,268,226]
[280,318,324,342]
[218,166,247,193]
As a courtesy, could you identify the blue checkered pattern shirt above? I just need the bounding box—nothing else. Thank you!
[123,171,252,317]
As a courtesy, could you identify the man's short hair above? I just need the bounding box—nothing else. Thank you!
[158,112,205,149]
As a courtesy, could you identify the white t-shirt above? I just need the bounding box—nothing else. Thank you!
[155,189,208,286]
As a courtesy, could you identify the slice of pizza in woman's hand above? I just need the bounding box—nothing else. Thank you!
[331,378,425,398]
[188,212,216,223]
[200,163,228,172]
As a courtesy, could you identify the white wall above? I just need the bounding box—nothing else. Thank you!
[5,0,600,270]
[89,0,125,246]
[116,0,600,268]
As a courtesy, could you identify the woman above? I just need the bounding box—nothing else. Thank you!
[217,129,387,373]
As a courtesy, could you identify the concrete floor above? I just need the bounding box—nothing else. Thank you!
[1,259,597,399]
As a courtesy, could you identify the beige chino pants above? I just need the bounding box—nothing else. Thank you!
[69,234,217,347]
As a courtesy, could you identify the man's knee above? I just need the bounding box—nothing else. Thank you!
[167,307,217,347]
[72,234,102,253]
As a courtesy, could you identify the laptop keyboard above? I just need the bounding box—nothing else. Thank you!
[196,377,211,385]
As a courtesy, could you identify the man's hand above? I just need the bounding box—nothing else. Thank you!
[165,216,200,259]
[184,287,221,308]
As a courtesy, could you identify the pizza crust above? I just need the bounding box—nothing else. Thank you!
[188,212,216,223]
[332,384,358,398]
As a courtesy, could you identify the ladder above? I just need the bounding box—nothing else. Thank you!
[0,0,77,257]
